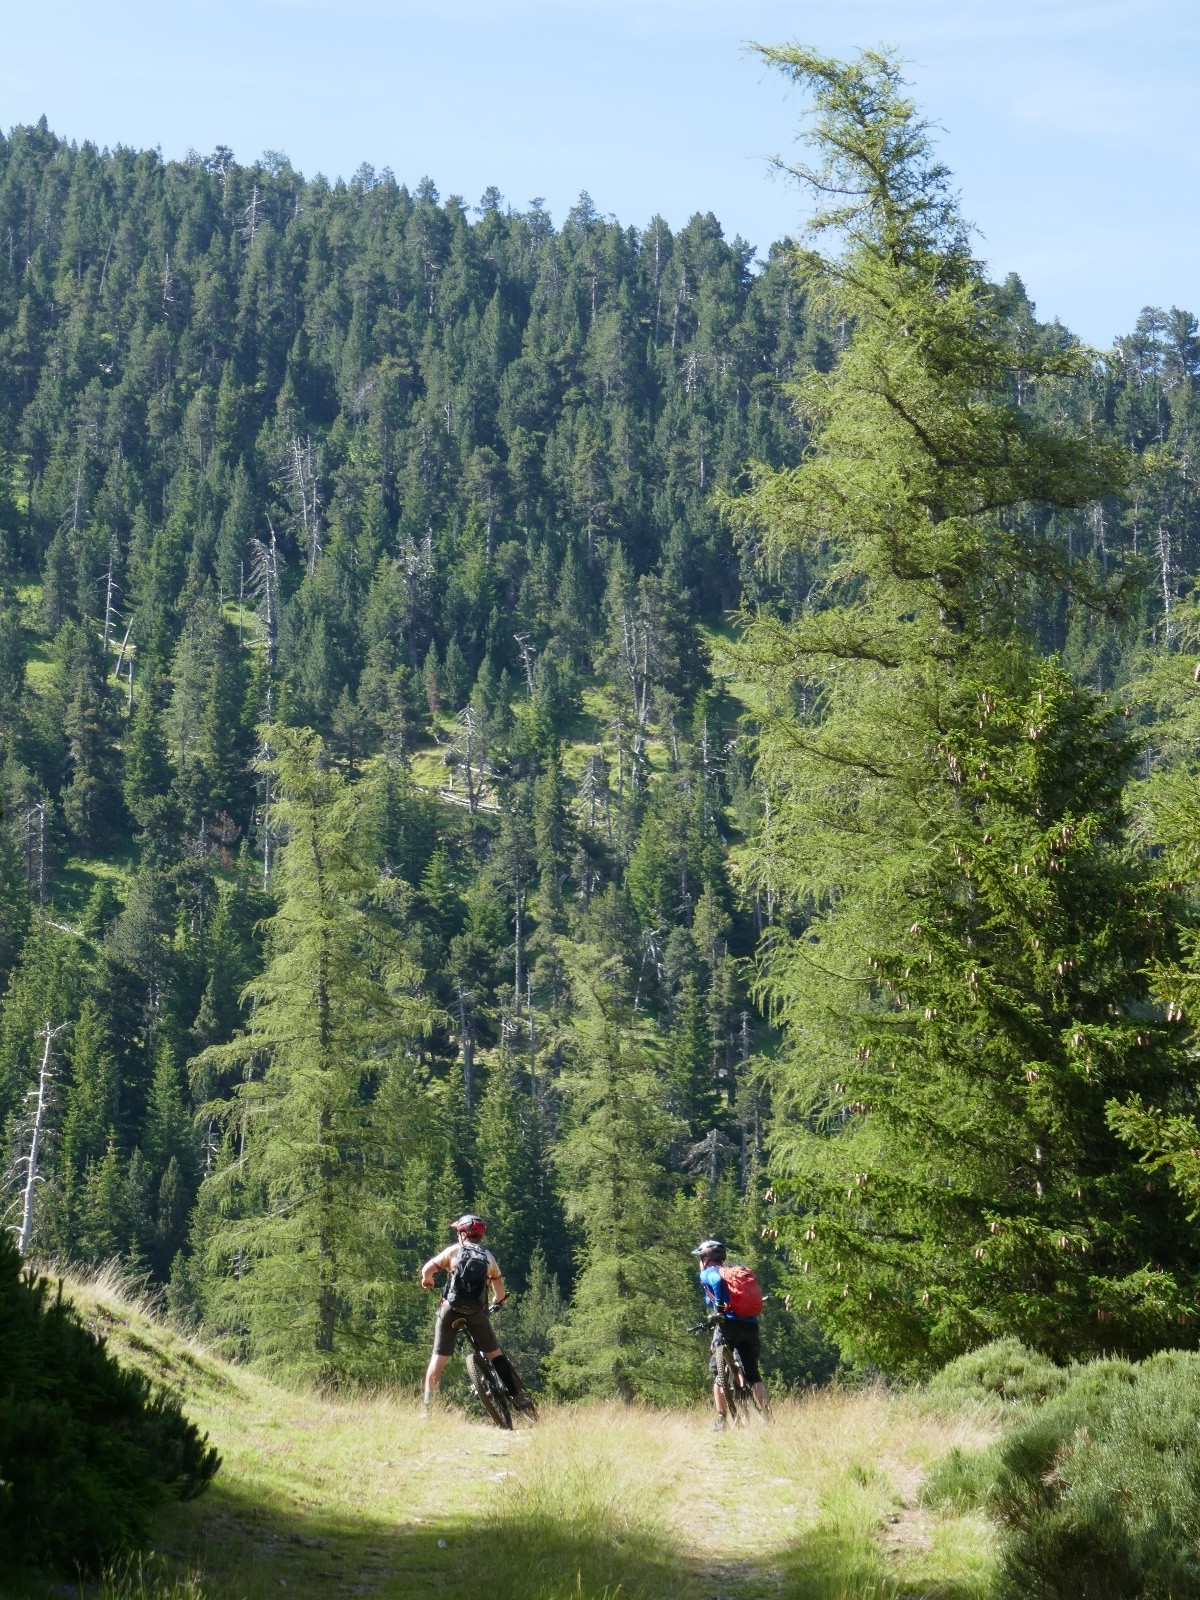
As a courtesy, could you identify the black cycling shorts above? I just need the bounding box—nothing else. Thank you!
[432,1299,497,1357]
[710,1317,762,1386]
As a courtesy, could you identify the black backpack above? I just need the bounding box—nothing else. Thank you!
[447,1241,490,1310]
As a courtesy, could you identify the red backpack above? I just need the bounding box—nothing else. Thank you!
[719,1264,764,1318]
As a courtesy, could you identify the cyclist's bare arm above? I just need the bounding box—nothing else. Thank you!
[421,1245,456,1289]
[489,1262,507,1305]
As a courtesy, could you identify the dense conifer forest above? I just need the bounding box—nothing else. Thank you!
[5,44,1200,1397]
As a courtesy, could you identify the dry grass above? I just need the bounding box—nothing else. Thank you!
[14,1275,1001,1600]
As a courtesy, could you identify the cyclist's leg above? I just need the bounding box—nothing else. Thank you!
[709,1328,728,1417]
[460,1306,498,1362]
[425,1304,460,1404]
[424,1352,451,1398]
[490,1349,523,1396]
[731,1320,770,1413]
[459,1307,524,1399]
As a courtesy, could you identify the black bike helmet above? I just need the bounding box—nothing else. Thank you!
[692,1238,726,1262]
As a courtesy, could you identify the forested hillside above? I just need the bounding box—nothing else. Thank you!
[4,44,1200,1395]
[0,118,825,1391]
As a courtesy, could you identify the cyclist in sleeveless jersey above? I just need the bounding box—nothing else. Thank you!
[420,1213,531,1412]
[693,1238,769,1428]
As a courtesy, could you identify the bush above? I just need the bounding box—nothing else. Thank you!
[0,1235,220,1574]
[925,1336,1070,1408]
[923,1340,1200,1599]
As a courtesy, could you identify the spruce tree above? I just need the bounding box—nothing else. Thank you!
[738,47,1195,1369]
[77,1139,128,1262]
[55,997,119,1254]
[58,623,124,852]
[123,695,177,856]
[0,821,29,990]
[190,626,253,832]
[0,920,82,1132]
[143,1040,198,1275]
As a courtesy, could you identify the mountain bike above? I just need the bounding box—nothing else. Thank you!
[459,1302,538,1430]
[691,1314,769,1426]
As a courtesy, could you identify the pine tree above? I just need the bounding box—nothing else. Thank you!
[189,625,253,832]
[58,623,124,852]
[739,47,1188,1370]
[58,999,118,1180]
[472,1061,561,1291]
[0,920,82,1131]
[191,727,427,1377]
[123,695,177,856]
[547,949,696,1402]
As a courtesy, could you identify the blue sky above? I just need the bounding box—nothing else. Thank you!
[2,0,1196,346]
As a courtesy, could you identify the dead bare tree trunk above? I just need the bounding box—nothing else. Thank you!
[527,973,536,1097]
[101,546,120,651]
[260,687,274,889]
[251,523,280,668]
[18,1022,68,1255]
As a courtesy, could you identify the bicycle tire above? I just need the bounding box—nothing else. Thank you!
[466,1349,512,1429]
[733,1348,769,1419]
[513,1391,539,1423]
[714,1342,741,1424]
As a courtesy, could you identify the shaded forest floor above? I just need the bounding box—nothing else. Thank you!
[17,1273,1000,1600]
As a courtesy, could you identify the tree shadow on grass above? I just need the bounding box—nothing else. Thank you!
[155,1488,993,1600]
[6,1453,992,1600]
[154,1476,712,1600]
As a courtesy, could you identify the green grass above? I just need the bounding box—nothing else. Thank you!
[698,618,769,720]
[9,1270,1000,1600]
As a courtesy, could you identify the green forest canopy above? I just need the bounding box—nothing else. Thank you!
[3,45,1200,1390]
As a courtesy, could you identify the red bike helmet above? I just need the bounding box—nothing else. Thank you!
[450,1213,487,1240]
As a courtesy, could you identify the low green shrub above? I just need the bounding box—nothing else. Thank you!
[926,1336,1070,1408]
[0,1236,220,1575]
[924,1340,1200,1599]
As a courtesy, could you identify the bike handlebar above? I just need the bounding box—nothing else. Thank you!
[687,1311,723,1335]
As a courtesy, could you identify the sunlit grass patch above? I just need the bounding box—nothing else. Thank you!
[14,1278,1002,1600]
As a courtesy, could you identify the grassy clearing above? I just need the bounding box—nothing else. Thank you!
[13,1272,1000,1600]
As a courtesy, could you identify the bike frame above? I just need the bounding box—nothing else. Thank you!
[710,1323,766,1424]
[452,1301,536,1429]
[464,1340,512,1430]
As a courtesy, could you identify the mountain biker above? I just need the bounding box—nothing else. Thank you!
[420,1213,532,1413]
[692,1238,769,1429]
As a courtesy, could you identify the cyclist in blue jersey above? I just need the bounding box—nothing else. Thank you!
[693,1238,769,1428]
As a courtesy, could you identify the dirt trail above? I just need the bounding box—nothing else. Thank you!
[164,1390,996,1600]
[667,1418,796,1596]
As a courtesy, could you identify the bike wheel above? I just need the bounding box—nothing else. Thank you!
[714,1343,740,1424]
[513,1389,539,1423]
[733,1349,769,1419]
[466,1350,512,1429]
